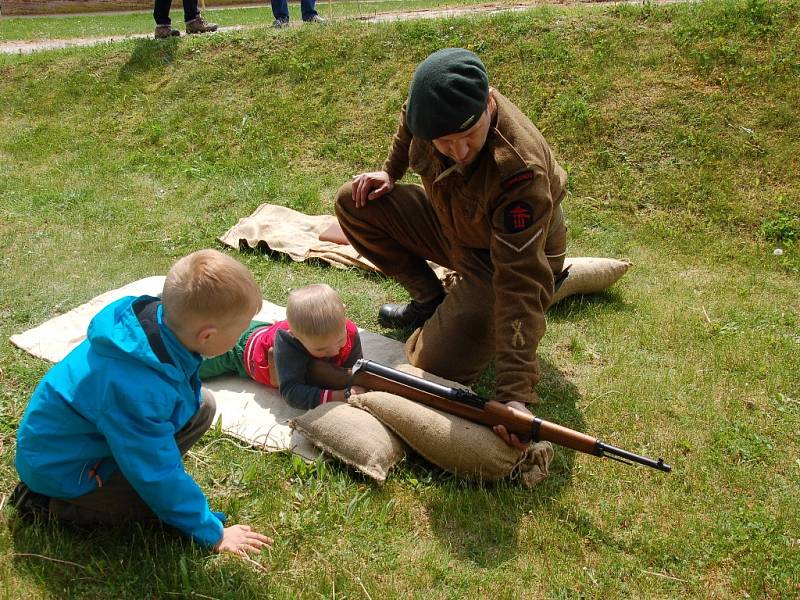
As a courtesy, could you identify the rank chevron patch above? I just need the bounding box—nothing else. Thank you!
[494,228,543,253]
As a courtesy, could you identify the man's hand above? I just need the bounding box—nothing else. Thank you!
[351,171,395,207]
[493,401,532,452]
[214,524,273,556]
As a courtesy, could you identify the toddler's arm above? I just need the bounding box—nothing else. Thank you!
[273,331,344,409]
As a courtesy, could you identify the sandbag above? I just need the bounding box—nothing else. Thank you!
[289,401,407,484]
[350,391,553,488]
[553,257,632,303]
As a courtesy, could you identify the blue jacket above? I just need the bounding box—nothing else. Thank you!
[16,295,224,548]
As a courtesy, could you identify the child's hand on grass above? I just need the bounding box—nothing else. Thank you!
[215,524,273,556]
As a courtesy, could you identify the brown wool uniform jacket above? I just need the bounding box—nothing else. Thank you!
[382,89,568,404]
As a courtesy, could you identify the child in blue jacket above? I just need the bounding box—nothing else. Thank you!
[12,249,272,556]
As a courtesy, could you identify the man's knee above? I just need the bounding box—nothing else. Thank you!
[334,181,356,219]
[406,330,488,384]
[405,315,493,384]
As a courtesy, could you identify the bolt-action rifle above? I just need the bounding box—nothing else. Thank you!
[307,359,671,473]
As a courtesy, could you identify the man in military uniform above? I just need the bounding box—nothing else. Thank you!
[335,48,568,449]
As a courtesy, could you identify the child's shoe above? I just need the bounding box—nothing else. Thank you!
[9,482,51,520]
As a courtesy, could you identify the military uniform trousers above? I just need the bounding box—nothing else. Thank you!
[336,182,567,387]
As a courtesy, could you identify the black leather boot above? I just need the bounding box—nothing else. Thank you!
[378,294,445,329]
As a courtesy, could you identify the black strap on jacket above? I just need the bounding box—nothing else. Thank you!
[133,299,174,366]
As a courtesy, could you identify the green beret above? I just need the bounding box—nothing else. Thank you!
[406,48,489,141]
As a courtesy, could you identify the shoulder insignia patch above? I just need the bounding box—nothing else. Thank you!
[501,170,535,190]
[503,201,534,233]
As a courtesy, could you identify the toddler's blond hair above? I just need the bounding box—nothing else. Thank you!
[162,249,262,330]
[286,284,346,339]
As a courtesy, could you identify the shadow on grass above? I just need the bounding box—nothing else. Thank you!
[547,288,633,324]
[7,514,273,597]
[420,357,585,569]
[119,37,179,81]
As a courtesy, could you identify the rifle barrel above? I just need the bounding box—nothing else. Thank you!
[596,442,672,472]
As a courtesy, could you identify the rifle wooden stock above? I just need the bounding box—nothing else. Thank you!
[352,371,488,423]
[311,359,671,473]
[356,371,600,454]
[307,360,598,453]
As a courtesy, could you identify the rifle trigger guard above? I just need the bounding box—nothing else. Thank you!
[530,417,543,442]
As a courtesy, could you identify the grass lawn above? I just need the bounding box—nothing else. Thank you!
[1,0,799,597]
[0,0,523,42]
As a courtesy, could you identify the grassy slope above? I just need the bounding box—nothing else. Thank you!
[1,0,799,598]
[0,0,516,42]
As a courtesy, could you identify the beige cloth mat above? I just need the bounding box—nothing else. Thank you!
[218,204,454,282]
[218,204,630,299]
[10,277,410,461]
[218,204,380,272]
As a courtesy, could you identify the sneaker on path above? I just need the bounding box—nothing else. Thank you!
[185,15,218,34]
[303,15,325,23]
[272,18,290,28]
[154,24,180,39]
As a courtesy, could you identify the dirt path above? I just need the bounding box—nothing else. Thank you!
[0,1,666,54]
[0,25,249,54]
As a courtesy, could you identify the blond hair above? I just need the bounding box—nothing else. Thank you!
[286,284,346,339]
[162,249,262,329]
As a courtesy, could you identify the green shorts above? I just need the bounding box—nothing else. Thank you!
[198,321,271,380]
